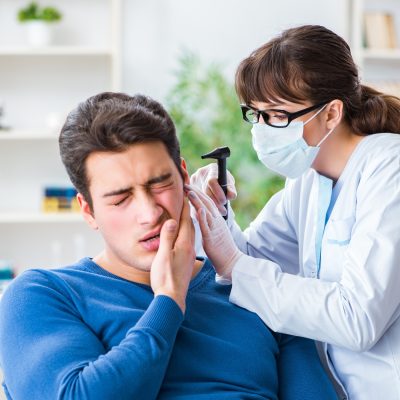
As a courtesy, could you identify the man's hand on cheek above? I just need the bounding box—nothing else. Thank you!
[150,199,196,313]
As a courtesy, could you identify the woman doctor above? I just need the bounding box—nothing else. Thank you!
[188,25,400,400]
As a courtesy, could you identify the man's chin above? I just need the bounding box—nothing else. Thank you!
[135,250,157,271]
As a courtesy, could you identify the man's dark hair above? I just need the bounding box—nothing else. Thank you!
[59,92,181,210]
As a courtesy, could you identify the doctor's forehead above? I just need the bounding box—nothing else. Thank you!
[250,98,310,109]
[250,99,286,108]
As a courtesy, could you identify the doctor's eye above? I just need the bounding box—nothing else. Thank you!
[269,112,288,121]
[267,111,289,127]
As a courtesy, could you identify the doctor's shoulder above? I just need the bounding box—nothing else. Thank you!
[356,133,400,181]
[280,169,320,204]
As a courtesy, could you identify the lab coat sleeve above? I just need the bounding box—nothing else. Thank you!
[230,150,400,351]
[230,187,300,274]
[0,270,183,400]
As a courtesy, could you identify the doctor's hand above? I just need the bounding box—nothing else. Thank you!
[190,163,237,217]
[151,199,196,313]
[186,185,242,280]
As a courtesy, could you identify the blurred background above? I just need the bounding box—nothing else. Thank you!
[0,0,399,280]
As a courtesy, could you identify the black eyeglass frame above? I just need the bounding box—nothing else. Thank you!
[240,101,328,128]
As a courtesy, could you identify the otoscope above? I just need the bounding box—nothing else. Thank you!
[201,146,231,220]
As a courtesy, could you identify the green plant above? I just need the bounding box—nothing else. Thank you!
[17,2,62,23]
[166,52,284,228]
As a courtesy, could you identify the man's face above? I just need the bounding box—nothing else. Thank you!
[79,141,188,276]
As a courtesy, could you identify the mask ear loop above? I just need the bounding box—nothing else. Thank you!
[304,103,329,125]
[316,126,335,147]
[303,102,335,147]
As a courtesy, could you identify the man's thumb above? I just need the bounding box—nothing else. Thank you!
[158,219,177,254]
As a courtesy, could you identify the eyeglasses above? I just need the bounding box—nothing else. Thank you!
[240,102,328,128]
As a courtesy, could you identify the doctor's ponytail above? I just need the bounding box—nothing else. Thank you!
[236,25,400,136]
[347,84,400,135]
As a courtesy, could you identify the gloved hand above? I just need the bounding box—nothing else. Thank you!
[186,185,242,281]
[190,163,237,217]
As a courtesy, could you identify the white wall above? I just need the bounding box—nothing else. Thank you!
[0,0,112,131]
[121,0,350,101]
[0,0,351,270]
[0,0,352,128]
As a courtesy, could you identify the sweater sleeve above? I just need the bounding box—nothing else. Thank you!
[276,334,338,400]
[0,270,183,400]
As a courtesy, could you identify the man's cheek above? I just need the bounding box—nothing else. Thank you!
[102,214,128,233]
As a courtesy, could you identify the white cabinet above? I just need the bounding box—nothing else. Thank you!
[351,0,400,95]
[0,0,121,272]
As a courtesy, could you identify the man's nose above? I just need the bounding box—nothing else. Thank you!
[135,193,164,226]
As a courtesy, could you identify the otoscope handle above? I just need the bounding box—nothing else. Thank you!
[201,146,231,221]
[218,158,227,192]
[218,159,228,220]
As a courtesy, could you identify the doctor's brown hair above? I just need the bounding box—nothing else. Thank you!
[235,25,400,135]
[59,92,182,211]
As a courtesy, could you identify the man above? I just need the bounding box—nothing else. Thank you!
[0,93,337,399]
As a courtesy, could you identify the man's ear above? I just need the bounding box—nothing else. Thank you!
[325,99,344,130]
[180,158,190,185]
[77,193,98,230]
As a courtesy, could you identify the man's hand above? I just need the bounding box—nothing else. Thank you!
[151,199,196,313]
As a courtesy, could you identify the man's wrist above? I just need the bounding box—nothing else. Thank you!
[154,291,186,314]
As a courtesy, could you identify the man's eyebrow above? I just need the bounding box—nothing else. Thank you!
[145,173,172,186]
[102,173,173,198]
[103,187,133,198]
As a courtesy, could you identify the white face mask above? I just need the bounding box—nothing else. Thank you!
[251,105,334,179]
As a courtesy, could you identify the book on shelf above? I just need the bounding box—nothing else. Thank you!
[42,186,79,213]
[364,12,397,49]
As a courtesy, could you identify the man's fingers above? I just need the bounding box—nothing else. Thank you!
[157,219,178,256]
[175,199,195,247]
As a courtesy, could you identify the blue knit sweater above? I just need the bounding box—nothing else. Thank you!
[0,258,337,399]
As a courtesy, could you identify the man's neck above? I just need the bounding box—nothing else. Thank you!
[93,251,204,286]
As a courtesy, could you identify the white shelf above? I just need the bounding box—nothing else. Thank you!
[0,0,121,268]
[0,130,58,140]
[362,48,400,60]
[351,0,400,81]
[0,46,113,56]
[0,212,83,224]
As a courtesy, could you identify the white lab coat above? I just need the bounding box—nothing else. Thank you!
[229,133,400,400]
